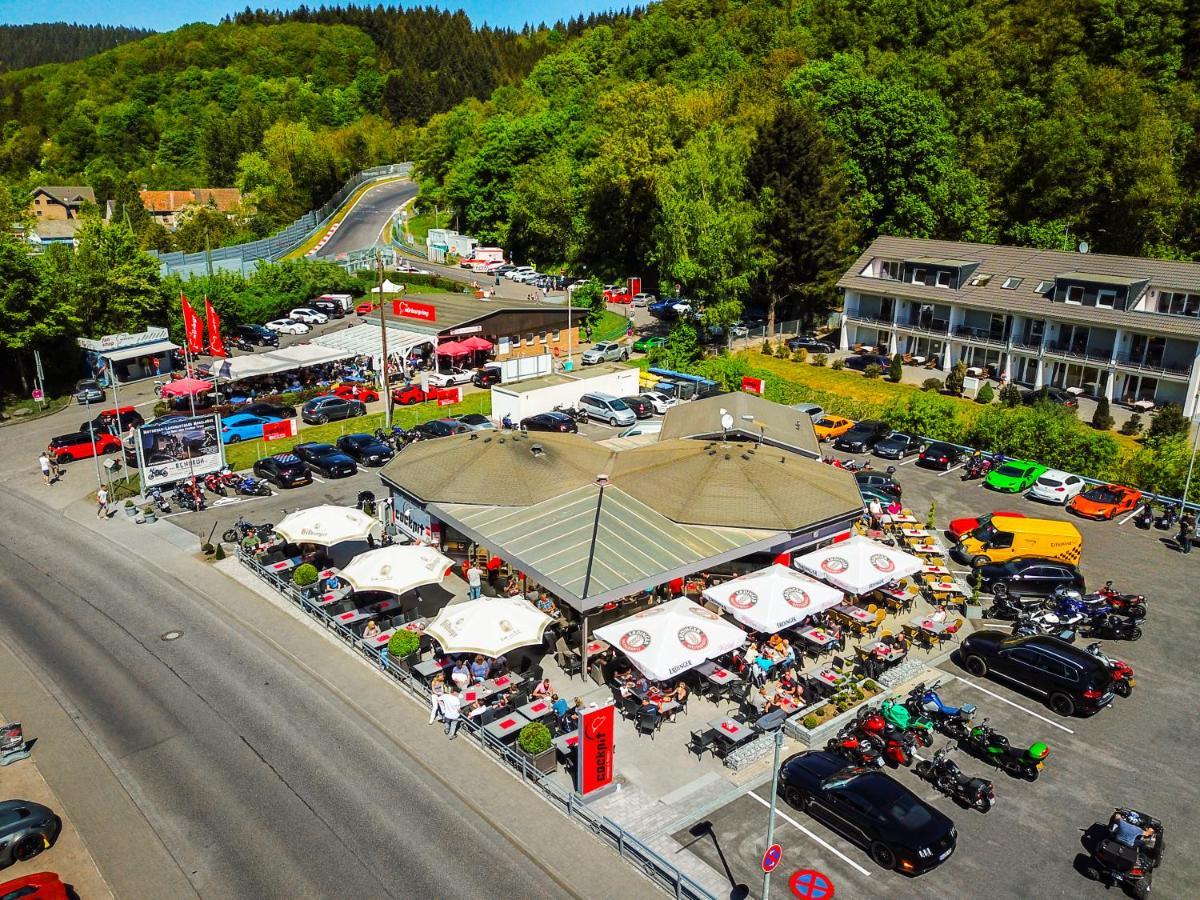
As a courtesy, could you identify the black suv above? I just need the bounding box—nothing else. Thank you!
[835,420,890,453]
[302,395,366,425]
[252,453,312,488]
[312,299,345,319]
[959,631,1114,717]
[293,442,357,478]
[854,470,901,500]
[236,324,279,346]
[918,441,963,471]
[621,396,653,419]
[974,557,1084,599]
[472,367,502,387]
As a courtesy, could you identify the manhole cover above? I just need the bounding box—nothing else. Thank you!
[161,630,183,641]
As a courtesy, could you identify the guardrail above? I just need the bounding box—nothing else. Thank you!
[236,547,714,899]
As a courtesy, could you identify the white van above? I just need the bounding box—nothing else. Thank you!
[578,392,636,427]
[319,293,354,313]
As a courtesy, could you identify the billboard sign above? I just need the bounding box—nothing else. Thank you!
[577,704,615,798]
[135,413,224,488]
[437,387,461,406]
[263,419,297,442]
[742,375,765,395]
[393,299,437,322]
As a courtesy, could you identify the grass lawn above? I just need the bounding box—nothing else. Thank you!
[224,392,492,471]
[1,393,72,423]
[593,310,633,342]
[401,210,440,245]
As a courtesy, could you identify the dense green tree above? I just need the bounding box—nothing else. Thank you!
[69,221,163,337]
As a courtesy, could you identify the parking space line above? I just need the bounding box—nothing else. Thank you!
[747,791,872,877]
[310,475,327,484]
[947,675,1074,734]
[897,457,920,466]
[1117,510,1139,526]
[937,464,964,477]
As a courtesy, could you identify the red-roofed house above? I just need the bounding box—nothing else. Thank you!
[139,188,243,230]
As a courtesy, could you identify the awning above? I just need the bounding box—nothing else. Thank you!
[312,323,436,361]
[221,354,290,381]
[269,344,353,368]
[101,339,178,362]
[436,341,470,356]
[159,377,213,398]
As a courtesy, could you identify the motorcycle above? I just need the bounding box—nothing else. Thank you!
[172,483,206,512]
[146,486,171,514]
[202,472,227,496]
[1095,582,1147,620]
[1134,503,1155,530]
[854,708,915,767]
[375,426,407,450]
[880,698,934,747]
[1085,614,1143,642]
[961,454,995,481]
[1156,501,1180,530]
[906,682,976,741]
[984,591,1049,620]
[961,718,1049,781]
[222,515,275,544]
[1011,611,1078,643]
[229,335,254,352]
[914,742,995,813]
[1083,642,1135,697]
[825,725,884,768]
[553,403,589,424]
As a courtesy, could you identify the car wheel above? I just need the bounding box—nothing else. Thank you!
[102,443,119,454]
[609,416,619,426]
[782,786,808,810]
[228,435,241,444]
[869,841,897,871]
[317,415,329,425]
[964,654,988,677]
[13,833,48,861]
[1048,692,1075,717]
[621,350,628,360]
[971,555,990,568]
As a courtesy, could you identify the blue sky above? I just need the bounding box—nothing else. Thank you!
[0,1,619,31]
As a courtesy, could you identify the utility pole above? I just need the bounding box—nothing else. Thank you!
[376,248,393,429]
[761,729,786,900]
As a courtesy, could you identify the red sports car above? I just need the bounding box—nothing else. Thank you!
[355,300,378,315]
[48,430,122,463]
[1068,484,1143,520]
[947,511,1025,541]
[332,383,379,403]
[392,384,431,405]
[604,287,632,304]
[0,872,70,900]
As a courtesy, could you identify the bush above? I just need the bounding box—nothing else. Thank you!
[792,348,808,363]
[944,360,967,396]
[387,628,421,658]
[124,498,134,507]
[153,400,169,417]
[976,382,994,404]
[888,353,903,383]
[802,714,819,729]
[1148,403,1188,442]
[202,542,215,555]
[812,353,828,367]
[761,339,773,355]
[863,363,882,379]
[293,563,319,587]
[831,357,845,371]
[214,544,226,560]
[921,377,943,392]
[926,501,937,529]
[881,392,963,443]
[1091,396,1114,430]
[1120,413,1143,436]
[998,383,1023,407]
[517,721,553,755]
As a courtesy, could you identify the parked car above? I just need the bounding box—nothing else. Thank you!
[959,631,1113,717]
[336,433,394,466]
[974,557,1085,599]
[578,392,636,427]
[0,799,61,870]
[0,871,69,899]
[1022,387,1079,409]
[777,752,957,874]
[452,413,495,431]
[854,470,902,500]
[813,415,855,442]
[581,341,629,364]
[427,367,473,387]
[301,395,366,425]
[632,292,656,307]
[264,318,310,335]
[393,384,432,405]
[331,383,379,403]
[293,442,357,477]
[844,353,893,371]
[312,298,346,319]
[1068,484,1143,520]
[873,431,923,460]
[238,402,296,420]
[414,418,471,439]
[288,307,328,325]
[985,459,1047,493]
[786,336,835,353]
[252,453,312,488]
[235,324,278,346]
[506,267,535,281]
[632,335,668,353]
[603,285,632,304]
[621,396,654,419]
[947,511,1025,541]
[917,442,963,471]
[220,412,282,444]
[355,300,378,315]
[396,261,432,275]
[81,405,144,435]
[834,419,890,453]
[73,378,105,404]
[859,484,899,507]
[789,403,824,421]
[48,430,121,463]
[1027,470,1087,504]
[521,412,578,433]
[472,366,503,387]
[640,391,679,414]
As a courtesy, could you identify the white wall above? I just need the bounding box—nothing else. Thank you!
[490,368,641,422]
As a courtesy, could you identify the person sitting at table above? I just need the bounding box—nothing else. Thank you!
[362,620,382,642]
[750,686,777,715]
[323,572,342,592]
[569,697,586,727]
[885,499,902,516]
[491,653,509,676]
[451,660,472,690]
[550,693,569,723]
[777,638,796,667]
[825,623,846,654]
[535,591,558,615]
[469,655,491,683]
[532,677,553,699]
[931,606,948,623]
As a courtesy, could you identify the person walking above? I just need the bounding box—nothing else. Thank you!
[1178,511,1194,554]
[466,562,483,600]
[440,688,462,739]
[39,452,52,486]
[429,673,447,725]
[96,486,109,519]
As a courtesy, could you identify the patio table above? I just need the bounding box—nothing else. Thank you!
[910,615,951,636]
[900,528,932,539]
[1132,399,1155,412]
[482,674,523,694]
[553,732,580,756]
[862,640,904,663]
[877,586,909,602]
[927,581,968,596]
[708,716,754,745]
[831,604,873,624]
[882,513,918,525]
[585,639,611,655]
[413,657,452,679]
[313,588,351,607]
[364,627,395,649]
[335,596,401,628]
[696,661,741,686]
[518,698,554,720]
[910,544,945,555]
[460,684,497,705]
[812,666,842,689]
[799,627,836,652]
[267,556,302,574]
[922,564,952,576]
[482,711,530,742]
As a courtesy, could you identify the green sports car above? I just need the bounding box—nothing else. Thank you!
[984,459,1047,493]
[632,335,668,353]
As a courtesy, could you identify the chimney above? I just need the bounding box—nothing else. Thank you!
[530,443,544,457]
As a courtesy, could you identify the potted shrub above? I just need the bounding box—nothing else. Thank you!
[293,563,319,596]
[387,629,421,665]
[141,504,156,523]
[517,721,556,775]
[123,499,136,518]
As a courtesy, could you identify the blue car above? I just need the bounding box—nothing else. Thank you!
[220,412,282,443]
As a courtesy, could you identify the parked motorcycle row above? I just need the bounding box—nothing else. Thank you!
[148,467,272,514]
[988,585,1146,644]
[373,425,426,451]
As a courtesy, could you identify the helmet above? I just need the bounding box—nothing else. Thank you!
[1053,586,1082,603]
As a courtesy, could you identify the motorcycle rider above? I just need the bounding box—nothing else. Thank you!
[1177,509,1194,554]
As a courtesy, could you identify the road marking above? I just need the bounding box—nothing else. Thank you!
[747,791,872,877]
[937,464,964,477]
[1117,510,1139,526]
[897,456,920,466]
[947,674,1074,734]
[310,475,327,484]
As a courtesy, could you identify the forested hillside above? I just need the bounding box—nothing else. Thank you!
[415,0,1200,327]
[0,23,153,72]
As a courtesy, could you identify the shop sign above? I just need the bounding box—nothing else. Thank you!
[577,704,615,797]
[394,300,437,322]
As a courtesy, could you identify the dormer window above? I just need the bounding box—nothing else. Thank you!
[1035,280,1053,293]
[879,260,902,280]
[911,268,926,285]
[936,270,952,287]
[1002,277,1022,290]
[1096,289,1116,309]
[1065,285,1084,304]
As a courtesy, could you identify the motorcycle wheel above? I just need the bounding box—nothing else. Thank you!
[1115,679,1132,698]
[1021,764,1040,782]
[977,795,994,813]
[1128,627,1143,641]
[914,761,932,780]
[222,529,238,543]
[1127,606,1147,620]
[917,728,934,748]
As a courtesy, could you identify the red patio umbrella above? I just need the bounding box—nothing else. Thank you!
[461,336,493,351]
[159,377,214,397]
[436,341,470,356]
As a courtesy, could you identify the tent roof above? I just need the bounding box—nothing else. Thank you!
[436,340,471,355]
[311,323,435,360]
[159,377,213,397]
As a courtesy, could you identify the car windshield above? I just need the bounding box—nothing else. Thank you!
[972,523,1001,543]
[609,399,630,410]
[1084,488,1119,503]
[308,444,335,454]
[995,464,1025,478]
[816,418,838,428]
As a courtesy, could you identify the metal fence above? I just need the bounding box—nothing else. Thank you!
[236,548,715,899]
[153,164,413,277]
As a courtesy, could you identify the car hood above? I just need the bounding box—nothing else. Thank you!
[962,628,1008,650]
[353,442,391,455]
[317,452,356,466]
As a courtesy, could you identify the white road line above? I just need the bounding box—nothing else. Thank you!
[897,457,920,466]
[947,675,1074,734]
[1117,510,1139,526]
[310,475,327,484]
[937,464,964,477]
[747,791,872,877]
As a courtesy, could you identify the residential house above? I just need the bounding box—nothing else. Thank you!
[139,188,242,230]
[837,236,1200,414]
[27,185,95,244]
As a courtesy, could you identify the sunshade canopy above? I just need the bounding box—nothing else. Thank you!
[461,336,493,351]
[593,597,746,681]
[792,535,922,594]
[340,545,453,595]
[436,340,470,356]
[159,377,213,397]
[426,596,552,658]
[702,564,843,633]
[274,505,382,546]
[371,279,402,293]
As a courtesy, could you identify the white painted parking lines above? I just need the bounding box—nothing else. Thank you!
[310,475,327,484]
[1117,510,1139,526]
[897,456,920,466]
[747,791,872,877]
[937,464,964,477]
[948,674,1074,734]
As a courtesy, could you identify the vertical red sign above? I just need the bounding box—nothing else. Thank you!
[436,387,461,407]
[628,276,641,298]
[742,375,765,395]
[577,704,615,797]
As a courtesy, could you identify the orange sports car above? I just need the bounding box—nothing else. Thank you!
[332,383,379,402]
[1067,483,1143,520]
[813,415,855,442]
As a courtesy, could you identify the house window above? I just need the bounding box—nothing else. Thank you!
[879,260,902,280]
[510,334,520,347]
[551,331,561,341]
[936,270,952,287]
[526,333,535,345]
[912,269,927,285]
[539,331,548,344]
[35,210,42,216]
[1036,280,1053,293]
[1002,277,1022,290]
[1065,285,1084,304]
[1096,289,1116,309]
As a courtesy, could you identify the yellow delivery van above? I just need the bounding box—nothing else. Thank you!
[957,515,1082,567]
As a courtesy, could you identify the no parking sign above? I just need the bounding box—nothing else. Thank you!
[789,869,834,900]
[761,843,782,873]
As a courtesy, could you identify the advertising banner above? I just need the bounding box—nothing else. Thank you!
[437,387,461,406]
[742,375,765,395]
[577,704,616,798]
[263,419,297,442]
[136,414,224,488]
[393,299,437,323]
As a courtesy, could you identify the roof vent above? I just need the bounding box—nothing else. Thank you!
[595,473,609,485]
[498,437,506,444]
[530,443,544,457]
[741,453,751,460]
[724,453,731,461]
[483,436,492,443]
[469,433,479,441]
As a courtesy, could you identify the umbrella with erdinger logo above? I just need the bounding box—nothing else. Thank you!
[792,535,922,594]
[593,597,746,681]
[702,564,843,633]
[426,596,553,657]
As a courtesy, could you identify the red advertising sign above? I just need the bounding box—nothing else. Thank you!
[742,375,765,395]
[628,275,641,298]
[577,704,615,797]
[262,419,297,441]
[392,299,437,322]
[437,387,461,407]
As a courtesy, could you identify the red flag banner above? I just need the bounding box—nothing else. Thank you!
[205,297,227,358]
[180,293,205,356]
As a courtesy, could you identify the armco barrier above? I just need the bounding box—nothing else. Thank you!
[236,547,715,899]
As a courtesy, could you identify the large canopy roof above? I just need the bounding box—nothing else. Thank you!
[311,323,436,361]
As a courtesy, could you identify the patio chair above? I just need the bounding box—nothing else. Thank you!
[687,728,720,760]
[635,708,662,739]
[831,655,852,676]
[902,623,929,649]
[869,608,887,635]
[618,694,642,721]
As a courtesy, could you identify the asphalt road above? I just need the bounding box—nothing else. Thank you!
[0,486,571,899]
[320,179,418,258]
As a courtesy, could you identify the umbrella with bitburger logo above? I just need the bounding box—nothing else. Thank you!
[702,564,843,633]
[426,595,553,657]
[593,597,746,681]
[792,535,922,594]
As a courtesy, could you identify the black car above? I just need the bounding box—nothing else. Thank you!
[918,441,963,471]
[302,395,366,425]
[844,354,893,371]
[253,453,312,488]
[854,470,902,500]
[521,412,578,433]
[472,367,502,387]
[312,299,346,319]
[240,402,297,420]
[620,396,653,419]
[778,752,957,874]
[293,442,357,477]
[0,798,61,869]
[81,407,145,435]
[834,420,891,453]
[73,378,105,404]
[1022,387,1079,409]
[235,323,279,346]
[873,431,923,460]
[414,418,471,439]
[959,631,1114,717]
[787,336,835,353]
[336,433,394,466]
[974,557,1084,599]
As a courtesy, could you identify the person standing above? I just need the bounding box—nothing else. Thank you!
[429,673,447,725]
[867,496,883,528]
[39,452,52,486]
[440,688,462,739]
[466,562,483,600]
[1178,511,1194,554]
[96,486,109,519]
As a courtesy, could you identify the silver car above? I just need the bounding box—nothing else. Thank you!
[581,341,629,364]
[0,799,61,868]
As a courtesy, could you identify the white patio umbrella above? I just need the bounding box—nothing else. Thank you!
[426,596,553,657]
[702,564,843,633]
[274,505,382,546]
[593,597,746,681]
[793,535,922,595]
[340,545,453,595]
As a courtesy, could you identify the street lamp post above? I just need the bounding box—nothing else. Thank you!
[83,394,103,490]
[687,821,749,900]
[761,729,786,900]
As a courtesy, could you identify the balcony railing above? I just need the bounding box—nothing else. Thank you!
[1113,351,1193,377]
[894,317,949,335]
[845,310,894,326]
[953,325,1009,347]
[1011,335,1043,352]
[1042,341,1115,364]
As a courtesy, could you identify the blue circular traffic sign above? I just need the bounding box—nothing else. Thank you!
[789,868,835,900]
[761,843,782,873]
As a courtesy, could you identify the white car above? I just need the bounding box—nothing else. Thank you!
[1027,469,1086,504]
[515,270,542,284]
[396,262,431,275]
[265,318,310,335]
[288,307,328,325]
[427,367,473,387]
[730,321,750,337]
[640,391,680,414]
[632,292,656,307]
[506,267,535,281]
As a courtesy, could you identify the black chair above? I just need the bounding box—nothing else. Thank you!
[635,708,662,738]
[618,694,642,721]
[526,663,544,684]
[687,728,720,760]
[674,692,690,718]
[560,654,583,679]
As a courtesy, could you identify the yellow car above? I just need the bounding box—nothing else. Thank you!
[813,415,855,442]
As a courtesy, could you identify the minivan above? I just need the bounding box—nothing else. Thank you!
[955,515,1082,568]
[578,392,636,427]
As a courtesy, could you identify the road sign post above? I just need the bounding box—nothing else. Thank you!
[761,728,786,899]
[761,843,782,874]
